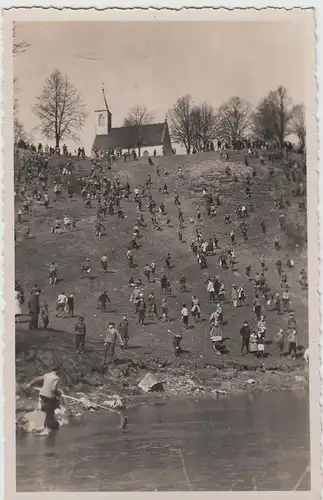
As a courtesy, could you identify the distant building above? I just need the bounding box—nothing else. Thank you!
[92,87,173,157]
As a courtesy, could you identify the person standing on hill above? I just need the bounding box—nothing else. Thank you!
[237,286,246,307]
[181,304,189,328]
[104,322,124,364]
[15,289,23,323]
[276,328,285,356]
[56,292,67,318]
[98,291,111,312]
[148,292,158,319]
[231,285,238,307]
[137,298,146,326]
[282,288,290,312]
[241,224,248,241]
[28,290,40,329]
[165,253,172,269]
[49,261,58,285]
[147,260,155,279]
[249,331,258,356]
[253,294,262,320]
[161,297,169,322]
[287,329,298,359]
[41,304,49,328]
[207,278,215,303]
[191,295,201,322]
[276,257,283,276]
[286,312,297,332]
[161,273,168,294]
[80,258,91,277]
[126,249,135,268]
[144,264,151,283]
[240,321,251,356]
[118,315,129,349]
[100,253,108,272]
[274,292,281,314]
[74,316,86,354]
[67,293,75,316]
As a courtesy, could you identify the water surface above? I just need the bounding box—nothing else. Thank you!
[16,391,310,491]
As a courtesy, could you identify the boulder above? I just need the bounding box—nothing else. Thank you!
[138,373,164,393]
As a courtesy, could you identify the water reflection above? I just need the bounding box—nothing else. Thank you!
[16,391,310,491]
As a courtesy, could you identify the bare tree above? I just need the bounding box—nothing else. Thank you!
[13,23,30,139]
[33,69,87,147]
[123,105,154,156]
[169,95,194,154]
[191,103,217,152]
[291,103,306,152]
[216,97,251,146]
[253,86,293,147]
[14,117,26,145]
[13,24,30,55]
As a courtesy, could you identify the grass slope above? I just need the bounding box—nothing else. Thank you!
[15,150,308,398]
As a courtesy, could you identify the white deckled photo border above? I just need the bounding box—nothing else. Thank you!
[0,4,321,500]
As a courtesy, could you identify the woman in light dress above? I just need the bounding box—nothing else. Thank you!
[210,319,223,354]
[249,331,258,355]
[15,290,23,323]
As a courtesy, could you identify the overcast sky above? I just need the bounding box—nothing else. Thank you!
[14,21,306,152]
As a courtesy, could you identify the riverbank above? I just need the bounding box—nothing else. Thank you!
[16,327,308,419]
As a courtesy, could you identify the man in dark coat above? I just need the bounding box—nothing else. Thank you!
[118,315,129,349]
[28,291,40,329]
[240,321,251,356]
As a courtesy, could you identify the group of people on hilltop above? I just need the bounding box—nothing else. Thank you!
[15,141,86,158]
[15,143,307,368]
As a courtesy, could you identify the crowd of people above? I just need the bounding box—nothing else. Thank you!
[15,141,308,366]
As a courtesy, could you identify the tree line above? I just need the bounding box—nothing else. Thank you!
[15,62,306,154]
[169,90,305,154]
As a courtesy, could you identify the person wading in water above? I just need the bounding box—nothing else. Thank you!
[27,365,62,435]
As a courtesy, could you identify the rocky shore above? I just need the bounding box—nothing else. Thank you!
[16,329,309,425]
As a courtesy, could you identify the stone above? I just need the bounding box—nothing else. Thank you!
[138,373,164,393]
[247,379,256,384]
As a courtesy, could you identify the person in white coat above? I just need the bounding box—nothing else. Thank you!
[15,289,23,323]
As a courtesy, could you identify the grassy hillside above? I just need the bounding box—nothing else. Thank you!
[15,149,308,402]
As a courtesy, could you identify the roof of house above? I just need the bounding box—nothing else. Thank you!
[93,122,167,151]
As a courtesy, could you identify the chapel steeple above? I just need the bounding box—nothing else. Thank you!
[95,83,112,135]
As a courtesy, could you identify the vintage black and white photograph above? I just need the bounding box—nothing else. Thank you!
[6,9,319,494]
